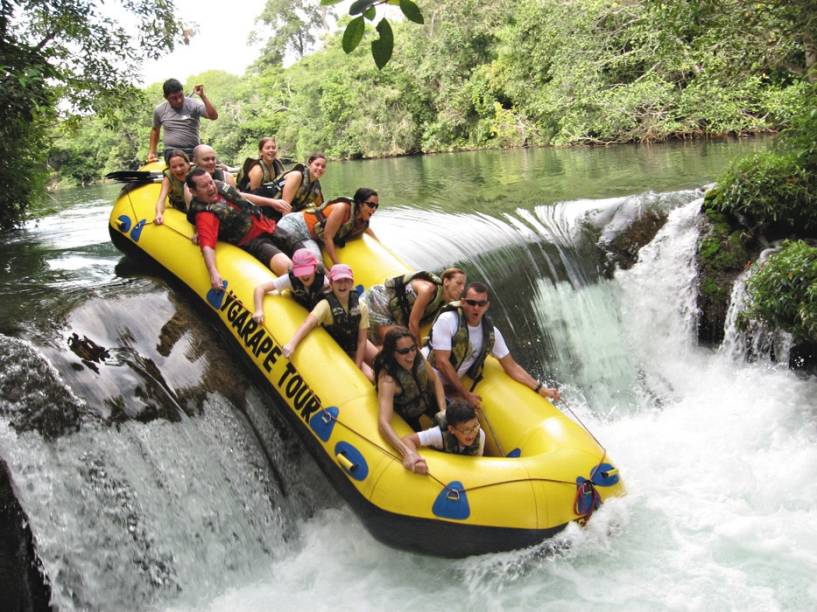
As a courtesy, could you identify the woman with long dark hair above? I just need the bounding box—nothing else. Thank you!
[274,186,380,265]
[375,326,446,474]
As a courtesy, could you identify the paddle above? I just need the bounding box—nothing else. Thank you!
[105,170,164,183]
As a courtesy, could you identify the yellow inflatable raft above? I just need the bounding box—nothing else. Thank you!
[108,164,624,557]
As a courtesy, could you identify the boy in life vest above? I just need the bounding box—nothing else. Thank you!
[282,263,377,381]
[401,399,485,466]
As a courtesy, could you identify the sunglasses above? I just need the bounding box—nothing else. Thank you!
[363,201,379,210]
[454,421,480,436]
[463,298,488,307]
[395,344,418,355]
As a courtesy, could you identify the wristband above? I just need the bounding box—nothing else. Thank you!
[534,381,543,393]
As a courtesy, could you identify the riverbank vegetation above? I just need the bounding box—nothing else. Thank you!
[44,0,816,192]
[0,1,180,229]
[696,88,817,363]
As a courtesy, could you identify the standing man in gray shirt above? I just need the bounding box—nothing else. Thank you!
[147,78,219,163]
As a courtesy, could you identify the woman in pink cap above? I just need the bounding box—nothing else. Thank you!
[282,263,377,381]
[252,248,331,324]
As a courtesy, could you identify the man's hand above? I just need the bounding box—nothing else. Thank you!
[272,199,292,214]
[154,212,164,225]
[464,391,482,410]
[147,152,158,163]
[193,84,205,97]
[252,309,265,325]
[209,271,224,291]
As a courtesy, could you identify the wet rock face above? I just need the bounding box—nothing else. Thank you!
[694,211,755,346]
[600,208,668,275]
[0,460,52,612]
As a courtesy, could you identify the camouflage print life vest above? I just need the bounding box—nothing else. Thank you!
[186,181,261,245]
[270,163,323,212]
[312,198,369,247]
[435,414,481,456]
[163,168,187,211]
[427,301,495,384]
[384,271,445,326]
[287,264,328,310]
[325,291,361,355]
[391,357,437,422]
[236,157,284,191]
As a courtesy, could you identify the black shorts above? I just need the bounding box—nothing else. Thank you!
[242,234,284,265]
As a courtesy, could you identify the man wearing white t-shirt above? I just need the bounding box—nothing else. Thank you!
[425,282,560,409]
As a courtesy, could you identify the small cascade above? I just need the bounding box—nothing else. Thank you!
[720,249,795,366]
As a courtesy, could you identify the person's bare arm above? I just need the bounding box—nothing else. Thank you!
[194,84,218,120]
[242,192,291,214]
[498,354,560,400]
[320,204,348,265]
[281,171,303,205]
[201,246,223,291]
[253,280,280,324]
[378,376,428,474]
[147,127,160,162]
[282,314,319,358]
[434,349,481,409]
[248,165,263,191]
[153,176,171,224]
[407,279,436,342]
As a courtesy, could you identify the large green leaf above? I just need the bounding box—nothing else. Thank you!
[371,17,394,69]
[342,16,365,54]
[399,0,424,24]
[349,0,374,16]
[320,0,343,5]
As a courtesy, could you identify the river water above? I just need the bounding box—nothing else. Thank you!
[2,140,816,611]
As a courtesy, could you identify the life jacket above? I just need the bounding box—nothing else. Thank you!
[162,168,187,211]
[236,157,284,191]
[268,163,323,212]
[287,264,328,310]
[435,414,481,456]
[391,358,438,424]
[306,198,368,247]
[427,301,495,385]
[186,180,262,244]
[324,291,361,355]
[384,271,445,326]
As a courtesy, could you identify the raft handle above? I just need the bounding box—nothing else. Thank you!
[446,489,461,502]
[335,452,357,474]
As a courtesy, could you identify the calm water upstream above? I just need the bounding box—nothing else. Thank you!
[2,140,816,611]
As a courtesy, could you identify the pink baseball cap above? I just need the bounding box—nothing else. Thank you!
[291,249,318,276]
[328,264,354,282]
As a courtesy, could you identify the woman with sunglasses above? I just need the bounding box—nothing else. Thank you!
[274,187,380,265]
[375,326,447,475]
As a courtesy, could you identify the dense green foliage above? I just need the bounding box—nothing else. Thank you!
[39,0,817,190]
[696,87,817,347]
[703,91,817,237]
[0,0,180,228]
[745,241,817,343]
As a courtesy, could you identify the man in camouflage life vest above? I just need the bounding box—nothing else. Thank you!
[424,282,561,409]
[186,168,291,291]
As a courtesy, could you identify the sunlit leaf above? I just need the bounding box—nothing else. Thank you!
[320,0,343,5]
[399,0,424,24]
[364,6,376,20]
[371,17,393,69]
[342,16,365,54]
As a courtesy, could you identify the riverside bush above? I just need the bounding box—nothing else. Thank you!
[745,241,817,343]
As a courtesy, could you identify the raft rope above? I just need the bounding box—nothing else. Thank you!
[321,407,596,492]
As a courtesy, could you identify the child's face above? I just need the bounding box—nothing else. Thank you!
[448,418,480,447]
[331,277,353,296]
